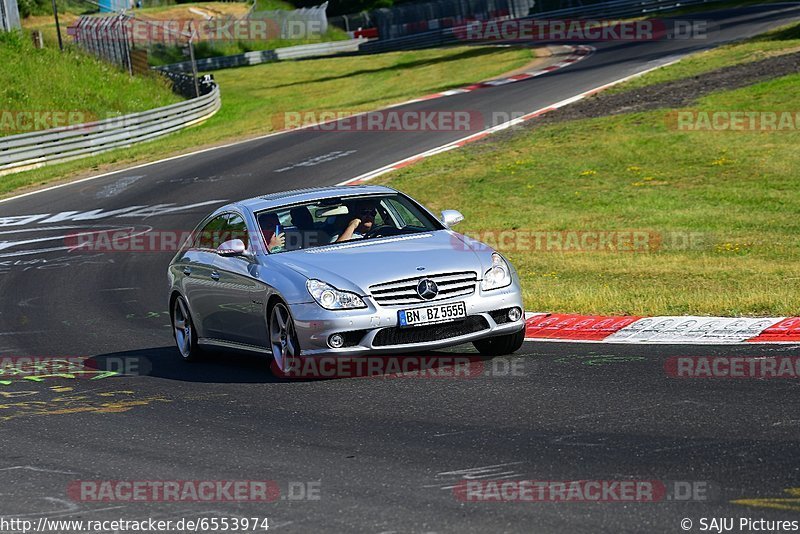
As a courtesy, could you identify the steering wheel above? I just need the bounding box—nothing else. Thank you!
[362,224,388,239]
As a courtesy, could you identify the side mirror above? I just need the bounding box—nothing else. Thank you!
[217,239,246,257]
[441,210,464,228]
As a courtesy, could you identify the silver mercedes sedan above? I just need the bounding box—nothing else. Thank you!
[167,185,525,375]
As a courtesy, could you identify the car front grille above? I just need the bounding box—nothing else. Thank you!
[369,271,477,306]
[372,316,489,347]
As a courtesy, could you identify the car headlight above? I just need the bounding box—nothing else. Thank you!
[480,253,512,291]
[306,279,366,310]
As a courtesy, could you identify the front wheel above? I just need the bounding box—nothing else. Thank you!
[473,329,525,356]
[172,296,203,361]
[269,302,302,377]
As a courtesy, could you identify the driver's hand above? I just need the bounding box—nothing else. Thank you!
[348,218,362,229]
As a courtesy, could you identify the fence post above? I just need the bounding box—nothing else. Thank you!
[188,21,200,99]
[50,0,64,50]
[120,14,133,75]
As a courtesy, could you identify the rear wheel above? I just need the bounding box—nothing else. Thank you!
[473,329,525,356]
[172,296,202,361]
[269,302,302,377]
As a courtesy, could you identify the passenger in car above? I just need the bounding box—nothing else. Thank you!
[258,212,286,253]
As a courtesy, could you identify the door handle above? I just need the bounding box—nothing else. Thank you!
[183,266,192,276]
[210,271,220,281]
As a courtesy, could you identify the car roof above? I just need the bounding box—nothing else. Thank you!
[236,185,399,212]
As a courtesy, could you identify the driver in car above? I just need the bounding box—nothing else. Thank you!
[332,204,377,243]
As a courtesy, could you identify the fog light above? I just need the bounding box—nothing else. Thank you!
[328,334,345,348]
[507,307,522,322]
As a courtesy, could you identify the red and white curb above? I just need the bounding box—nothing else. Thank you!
[339,50,687,187]
[524,313,800,344]
[384,45,594,107]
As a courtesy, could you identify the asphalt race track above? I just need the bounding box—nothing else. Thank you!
[2,5,800,532]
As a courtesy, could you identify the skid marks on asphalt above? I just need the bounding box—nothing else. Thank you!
[516,344,649,369]
[273,150,357,173]
[423,463,526,491]
[92,175,145,199]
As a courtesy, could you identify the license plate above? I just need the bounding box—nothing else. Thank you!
[398,301,467,327]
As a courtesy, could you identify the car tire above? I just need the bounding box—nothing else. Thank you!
[172,295,203,361]
[473,328,525,356]
[268,301,303,377]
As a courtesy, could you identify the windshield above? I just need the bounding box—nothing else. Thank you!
[256,193,443,253]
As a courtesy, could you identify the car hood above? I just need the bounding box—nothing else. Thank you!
[268,230,488,294]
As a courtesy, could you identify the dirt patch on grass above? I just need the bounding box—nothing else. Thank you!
[480,45,573,81]
[529,50,800,126]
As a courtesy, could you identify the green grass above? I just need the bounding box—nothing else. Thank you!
[0,45,535,196]
[0,31,181,136]
[207,46,534,135]
[608,21,800,93]
[379,72,800,316]
[253,0,294,10]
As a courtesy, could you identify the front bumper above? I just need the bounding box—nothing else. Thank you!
[291,284,524,357]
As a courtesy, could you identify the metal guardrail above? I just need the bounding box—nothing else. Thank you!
[0,80,220,176]
[156,39,367,73]
[155,50,279,73]
[274,39,365,59]
[360,0,728,53]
